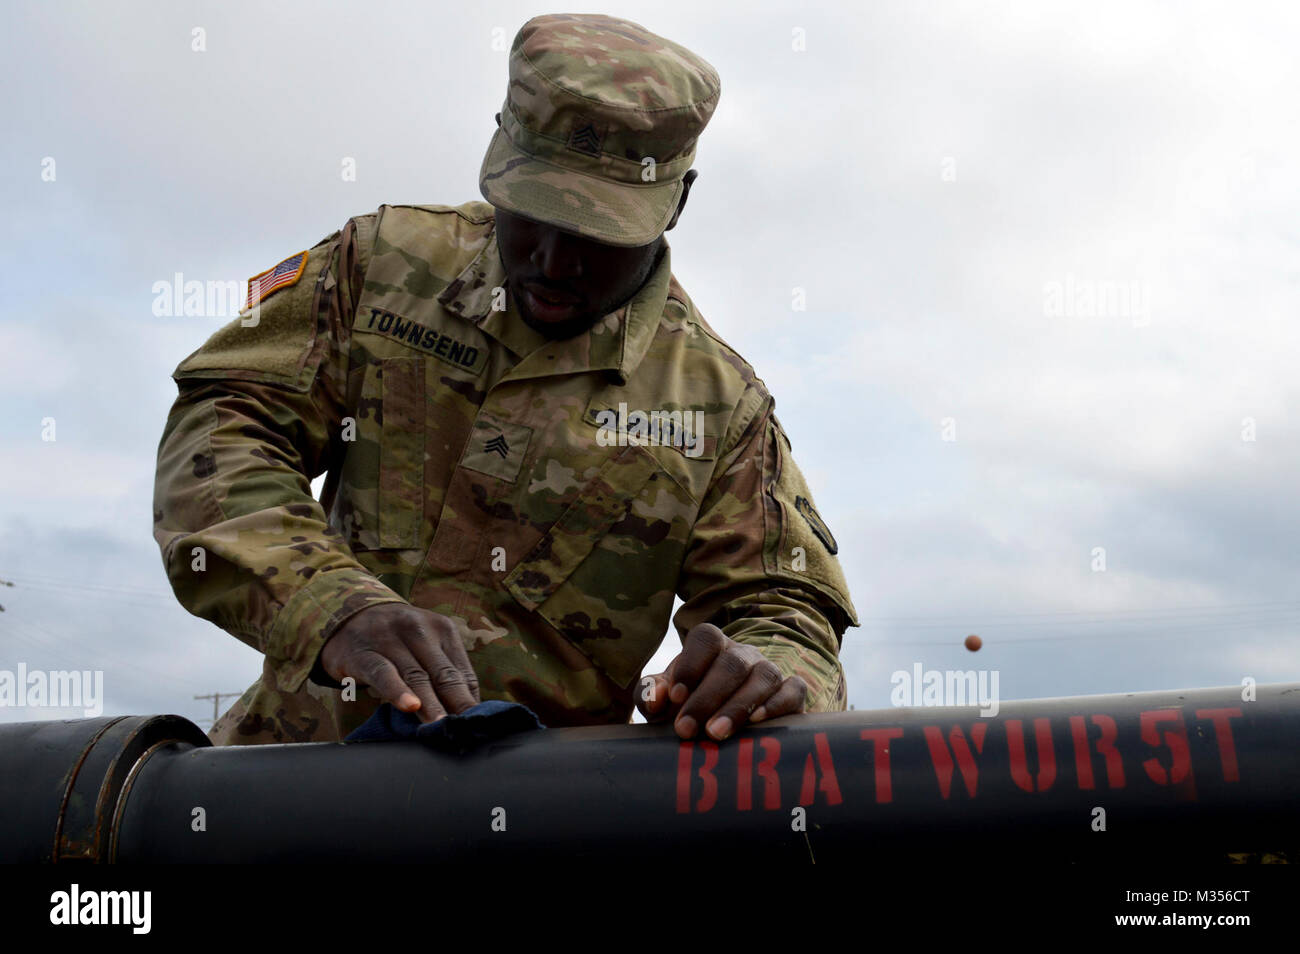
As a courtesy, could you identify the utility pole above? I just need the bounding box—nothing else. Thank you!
[194,692,243,727]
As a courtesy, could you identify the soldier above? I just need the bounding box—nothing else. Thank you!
[153,13,859,746]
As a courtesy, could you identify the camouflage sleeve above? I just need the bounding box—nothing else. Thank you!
[673,386,860,712]
[152,214,407,693]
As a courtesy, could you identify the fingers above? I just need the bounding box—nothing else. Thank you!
[423,611,482,703]
[673,640,758,740]
[395,659,451,723]
[668,624,727,707]
[662,625,810,742]
[635,672,673,721]
[353,649,443,722]
[749,677,807,726]
[701,658,785,741]
[406,614,479,718]
[325,604,483,723]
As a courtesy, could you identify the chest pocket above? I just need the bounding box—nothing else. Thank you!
[338,356,426,550]
[503,443,674,689]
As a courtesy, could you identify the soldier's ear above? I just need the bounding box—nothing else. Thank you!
[665,169,698,232]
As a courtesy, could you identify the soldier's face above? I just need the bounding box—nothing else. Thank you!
[493,206,664,340]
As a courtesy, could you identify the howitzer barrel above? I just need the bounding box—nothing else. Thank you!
[1,683,1296,862]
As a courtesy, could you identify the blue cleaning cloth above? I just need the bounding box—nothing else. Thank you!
[345,699,544,753]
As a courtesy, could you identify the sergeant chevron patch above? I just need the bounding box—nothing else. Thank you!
[567,121,603,156]
[462,417,533,483]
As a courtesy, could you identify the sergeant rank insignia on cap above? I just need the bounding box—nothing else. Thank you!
[244,251,307,309]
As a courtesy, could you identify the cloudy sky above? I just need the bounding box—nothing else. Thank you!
[1,0,1296,729]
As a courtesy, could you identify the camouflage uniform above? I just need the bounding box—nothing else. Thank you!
[152,15,859,746]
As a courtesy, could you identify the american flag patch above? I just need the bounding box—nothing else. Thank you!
[244,251,308,309]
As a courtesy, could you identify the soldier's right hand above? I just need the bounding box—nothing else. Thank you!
[319,604,481,723]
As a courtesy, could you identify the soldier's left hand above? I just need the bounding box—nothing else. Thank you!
[636,623,806,741]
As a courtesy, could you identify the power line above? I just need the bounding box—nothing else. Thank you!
[860,599,1300,625]
[0,615,214,693]
[8,571,1300,627]
[2,576,177,610]
[5,572,173,595]
[194,692,244,727]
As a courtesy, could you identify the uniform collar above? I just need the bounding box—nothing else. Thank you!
[437,221,671,385]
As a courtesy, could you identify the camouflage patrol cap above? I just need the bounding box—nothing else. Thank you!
[479,13,721,248]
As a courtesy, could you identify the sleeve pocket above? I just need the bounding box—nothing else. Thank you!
[339,356,426,551]
[763,416,859,628]
[377,356,426,549]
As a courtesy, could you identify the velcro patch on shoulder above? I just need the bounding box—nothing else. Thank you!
[764,415,860,628]
[245,251,308,309]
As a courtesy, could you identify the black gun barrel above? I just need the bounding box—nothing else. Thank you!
[1,683,1296,862]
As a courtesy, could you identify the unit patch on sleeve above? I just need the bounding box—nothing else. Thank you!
[795,495,839,554]
[244,251,308,309]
